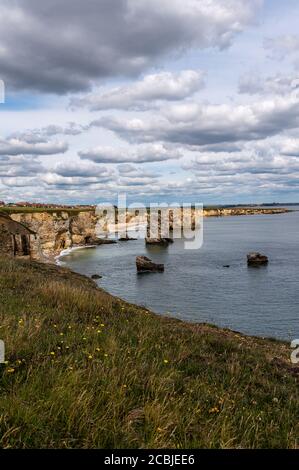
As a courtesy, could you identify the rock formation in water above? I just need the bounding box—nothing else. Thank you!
[136,256,164,273]
[91,274,102,279]
[247,252,269,266]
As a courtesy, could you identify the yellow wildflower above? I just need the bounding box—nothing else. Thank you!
[209,407,220,414]
[7,368,15,374]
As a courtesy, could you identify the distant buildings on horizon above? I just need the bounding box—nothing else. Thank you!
[0,201,95,209]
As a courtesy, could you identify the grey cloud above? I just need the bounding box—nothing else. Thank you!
[0,155,45,177]
[10,123,84,144]
[0,0,261,94]
[96,96,299,146]
[41,174,113,187]
[79,143,182,164]
[118,177,158,186]
[54,162,115,178]
[0,137,68,156]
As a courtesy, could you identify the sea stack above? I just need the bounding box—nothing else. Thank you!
[136,256,164,273]
[247,252,269,266]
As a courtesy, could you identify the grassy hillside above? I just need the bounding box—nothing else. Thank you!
[0,256,298,449]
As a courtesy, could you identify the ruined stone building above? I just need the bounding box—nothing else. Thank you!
[0,211,36,258]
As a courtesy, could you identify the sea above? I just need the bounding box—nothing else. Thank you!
[58,209,299,341]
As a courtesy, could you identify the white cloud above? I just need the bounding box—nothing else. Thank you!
[71,70,205,110]
[79,143,182,164]
[96,95,299,146]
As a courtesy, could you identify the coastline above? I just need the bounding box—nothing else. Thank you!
[56,245,97,265]
[0,254,298,448]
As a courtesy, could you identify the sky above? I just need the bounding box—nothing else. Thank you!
[1,0,299,205]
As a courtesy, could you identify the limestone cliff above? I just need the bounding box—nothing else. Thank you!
[10,210,98,261]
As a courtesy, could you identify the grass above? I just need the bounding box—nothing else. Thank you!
[0,256,298,449]
[0,207,93,215]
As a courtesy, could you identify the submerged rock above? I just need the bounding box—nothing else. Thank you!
[136,256,164,273]
[247,252,269,266]
[91,274,102,280]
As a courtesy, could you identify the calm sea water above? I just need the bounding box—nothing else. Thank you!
[59,210,299,341]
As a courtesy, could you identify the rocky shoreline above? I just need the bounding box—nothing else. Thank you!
[0,206,292,262]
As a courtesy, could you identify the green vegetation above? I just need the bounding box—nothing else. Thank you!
[0,256,298,448]
[0,207,93,215]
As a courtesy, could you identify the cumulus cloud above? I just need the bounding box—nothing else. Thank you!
[0,0,261,94]
[175,136,299,199]
[41,173,112,187]
[0,155,45,177]
[79,143,182,164]
[0,137,68,156]
[71,70,205,110]
[53,162,115,179]
[96,95,299,146]
[10,123,84,144]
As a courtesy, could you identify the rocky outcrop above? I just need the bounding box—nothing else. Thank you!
[247,252,269,266]
[9,210,99,261]
[145,237,173,246]
[127,207,291,238]
[1,206,290,262]
[204,207,290,217]
[136,256,164,273]
[91,274,102,280]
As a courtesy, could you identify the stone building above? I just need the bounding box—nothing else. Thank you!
[0,211,36,258]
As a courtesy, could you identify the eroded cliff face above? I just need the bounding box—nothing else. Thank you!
[10,211,98,261]
[4,206,290,261]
